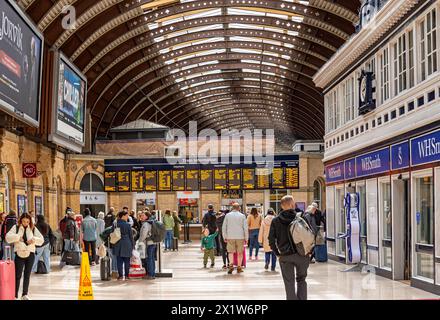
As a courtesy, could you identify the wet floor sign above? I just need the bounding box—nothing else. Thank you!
[78,252,94,300]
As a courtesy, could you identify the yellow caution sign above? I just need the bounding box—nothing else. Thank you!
[78,252,94,300]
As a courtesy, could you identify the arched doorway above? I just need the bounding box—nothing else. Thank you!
[80,173,107,218]
[313,179,323,209]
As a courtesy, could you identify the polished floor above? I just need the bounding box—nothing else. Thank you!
[26,243,439,300]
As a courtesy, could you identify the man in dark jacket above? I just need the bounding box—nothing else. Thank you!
[1,209,17,259]
[215,210,229,268]
[203,204,219,255]
[104,207,116,228]
[269,195,310,300]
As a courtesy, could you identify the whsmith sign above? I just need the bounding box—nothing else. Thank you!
[325,128,440,183]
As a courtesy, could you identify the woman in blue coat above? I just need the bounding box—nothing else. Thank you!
[112,211,134,280]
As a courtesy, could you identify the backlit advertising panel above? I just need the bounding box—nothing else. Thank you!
[0,0,43,127]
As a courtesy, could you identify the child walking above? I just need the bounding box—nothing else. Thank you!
[201,228,218,268]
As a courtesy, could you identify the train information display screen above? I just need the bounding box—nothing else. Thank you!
[104,172,117,192]
[117,171,130,192]
[242,168,255,189]
[200,169,213,191]
[228,169,241,190]
[131,171,144,192]
[214,169,227,190]
[158,170,171,191]
[186,170,199,191]
[272,167,285,189]
[145,170,157,191]
[172,170,185,191]
[285,166,299,189]
[256,168,270,189]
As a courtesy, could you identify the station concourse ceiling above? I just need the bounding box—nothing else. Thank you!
[18,0,360,147]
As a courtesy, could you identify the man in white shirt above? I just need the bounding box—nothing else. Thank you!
[222,203,249,274]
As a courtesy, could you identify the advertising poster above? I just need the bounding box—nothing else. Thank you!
[17,194,26,215]
[34,195,42,216]
[56,54,86,144]
[0,0,43,126]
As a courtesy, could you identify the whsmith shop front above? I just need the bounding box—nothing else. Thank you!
[325,126,440,295]
[103,155,302,236]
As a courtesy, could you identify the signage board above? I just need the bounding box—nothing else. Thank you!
[104,171,116,192]
[200,169,213,191]
[242,168,255,190]
[158,170,171,191]
[214,169,227,190]
[22,163,37,178]
[145,170,157,191]
[411,129,440,166]
[344,158,356,180]
[117,171,130,192]
[355,148,390,178]
[325,162,344,183]
[228,168,241,190]
[391,141,410,170]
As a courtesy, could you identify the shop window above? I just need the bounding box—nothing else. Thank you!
[357,183,368,263]
[335,187,346,257]
[414,176,434,280]
[80,173,104,192]
[380,182,392,269]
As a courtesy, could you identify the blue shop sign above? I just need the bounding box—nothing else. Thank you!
[344,158,356,180]
[391,141,410,170]
[356,148,390,178]
[411,129,440,166]
[325,162,344,183]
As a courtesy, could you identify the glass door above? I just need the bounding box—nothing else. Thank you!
[357,181,368,264]
[335,186,346,258]
[412,171,434,282]
[379,178,392,270]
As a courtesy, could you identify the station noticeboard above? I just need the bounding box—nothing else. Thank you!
[145,170,157,191]
[200,169,213,191]
[117,171,130,192]
[228,168,241,190]
[271,167,285,189]
[256,168,270,189]
[104,171,117,192]
[214,169,227,190]
[242,168,255,190]
[186,170,199,191]
[285,166,299,189]
[172,170,185,191]
[131,171,144,192]
[158,170,171,191]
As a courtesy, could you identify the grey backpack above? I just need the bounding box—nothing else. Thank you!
[289,216,316,257]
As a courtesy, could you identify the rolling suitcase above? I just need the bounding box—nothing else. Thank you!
[100,256,111,281]
[314,244,328,262]
[172,237,178,251]
[0,246,15,300]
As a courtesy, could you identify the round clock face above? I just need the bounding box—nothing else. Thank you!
[360,77,367,103]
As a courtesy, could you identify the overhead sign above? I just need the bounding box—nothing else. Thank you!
[411,129,440,166]
[104,171,116,192]
[356,148,390,178]
[0,0,44,127]
[22,163,37,178]
[242,168,255,190]
[80,193,106,204]
[391,141,410,170]
[271,167,285,189]
[325,162,344,183]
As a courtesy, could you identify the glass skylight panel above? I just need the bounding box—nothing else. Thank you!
[231,48,262,54]
[266,13,288,19]
[185,8,222,20]
[198,60,219,67]
[241,59,261,64]
[227,8,265,16]
[229,23,263,30]
[161,16,184,26]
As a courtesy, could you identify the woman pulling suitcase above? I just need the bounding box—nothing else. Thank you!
[6,212,44,300]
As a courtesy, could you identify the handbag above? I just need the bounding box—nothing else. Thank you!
[109,227,121,245]
[36,260,48,274]
[61,240,81,265]
[97,244,107,258]
[315,226,326,246]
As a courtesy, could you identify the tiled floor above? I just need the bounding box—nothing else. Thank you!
[26,242,439,300]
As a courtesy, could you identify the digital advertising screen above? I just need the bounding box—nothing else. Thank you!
[242,168,255,190]
[145,170,157,191]
[172,170,185,191]
[200,169,213,191]
[0,0,43,127]
[104,171,117,192]
[53,53,86,147]
[214,169,227,190]
[228,168,241,190]
[131,170,144,192]
[186,169,199,191]
[117,171,130,192]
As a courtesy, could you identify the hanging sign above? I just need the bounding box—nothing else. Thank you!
[325,162,344,183]
[22,163,37,178]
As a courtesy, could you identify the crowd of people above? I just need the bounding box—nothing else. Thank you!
[0,196,326,300]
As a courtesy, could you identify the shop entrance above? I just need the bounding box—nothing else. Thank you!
[392,177,411,281]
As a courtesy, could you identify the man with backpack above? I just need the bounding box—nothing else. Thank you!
[139,211,166,279]
[269,195,310,300]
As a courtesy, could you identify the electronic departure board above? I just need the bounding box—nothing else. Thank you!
[104,172,117,192]
[242,168,255,189]
[158,170,172,191]
[117,171,130,192]
[145,170,157,191]
[172,170,185,191]
[285,166,299,189]
[256,168,270,189]
[186,170,199,191]
[200,169,213,191]
[228,168,241,190]
[214,169,227,190]
[131,171,144,192]
[272,167,285,189]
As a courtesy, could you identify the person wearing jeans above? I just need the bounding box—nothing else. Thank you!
[32,243,51,273]
[146,244,157,279]
[247,208,262,260]
[112,211,134,280]
[259,208,277,271]
[81,209,98,266]
[139,212,157,280]
[163,210,175,251]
